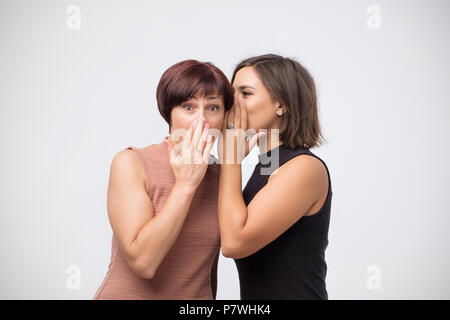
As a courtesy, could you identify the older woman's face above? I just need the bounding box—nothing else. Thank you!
[169,92,225,141]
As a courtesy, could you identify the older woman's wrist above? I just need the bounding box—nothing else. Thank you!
[172,182,197,196]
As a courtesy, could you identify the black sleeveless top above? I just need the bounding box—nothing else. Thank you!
[235,144,332,300]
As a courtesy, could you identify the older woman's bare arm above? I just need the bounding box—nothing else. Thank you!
[107,149,197,279]
[108,120,213,279]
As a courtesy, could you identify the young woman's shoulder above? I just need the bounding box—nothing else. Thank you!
[269,154,329,208]
[271,153,327,180]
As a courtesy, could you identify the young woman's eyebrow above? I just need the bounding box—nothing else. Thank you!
[237,85,256,91]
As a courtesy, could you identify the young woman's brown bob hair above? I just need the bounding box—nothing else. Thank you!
[231,54,325,149]
[157,59,234,131]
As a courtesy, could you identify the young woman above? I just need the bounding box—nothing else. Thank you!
[218,54,332,300]
[94,59,233,299]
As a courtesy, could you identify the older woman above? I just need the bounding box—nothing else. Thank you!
[94,59,233,299]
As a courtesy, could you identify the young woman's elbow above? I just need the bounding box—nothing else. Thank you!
[221,241,245,259]
[221,247,236,258]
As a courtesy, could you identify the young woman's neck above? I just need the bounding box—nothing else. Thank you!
[257,128,283,154]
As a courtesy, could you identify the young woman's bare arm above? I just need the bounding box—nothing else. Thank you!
[218,155,328,259]
[218,94,328,259]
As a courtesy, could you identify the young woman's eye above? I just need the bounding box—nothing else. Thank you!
[242,91,253,97]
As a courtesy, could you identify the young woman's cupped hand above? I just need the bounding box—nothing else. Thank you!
[219,96,266,164]
[164,119,214,192]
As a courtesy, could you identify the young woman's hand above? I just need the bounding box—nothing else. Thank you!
[164,119,214,192]
[219,96,265,164]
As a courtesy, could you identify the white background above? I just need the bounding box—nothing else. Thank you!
[0,0,449,299]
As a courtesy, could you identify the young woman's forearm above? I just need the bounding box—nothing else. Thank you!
[129,183,196,279]
[218,164,248,253]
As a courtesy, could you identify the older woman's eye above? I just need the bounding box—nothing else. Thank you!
[183,104,193,111]
[209,105,220,111]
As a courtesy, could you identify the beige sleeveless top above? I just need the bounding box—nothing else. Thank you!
[93,138,221,299]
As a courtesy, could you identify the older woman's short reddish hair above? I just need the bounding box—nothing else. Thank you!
[156,59,234,128]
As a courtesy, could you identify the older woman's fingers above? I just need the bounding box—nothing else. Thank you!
[183,120,194,147]
[182,120,194,148]
[192,119,204,149]
[202,134,214,164]
[191,120,205,164]
[163,138,177,164]
[183,120,195,163]
[199,122,209,153]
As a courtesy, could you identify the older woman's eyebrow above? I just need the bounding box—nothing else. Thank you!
[190,95,221,101]
[206,95,221,100]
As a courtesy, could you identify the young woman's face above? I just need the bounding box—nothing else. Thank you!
[169,92,225,139]
[232,66,281,131]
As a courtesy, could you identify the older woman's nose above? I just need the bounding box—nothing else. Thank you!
[195,112,207,124]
